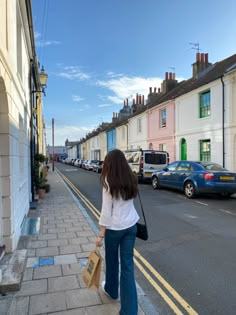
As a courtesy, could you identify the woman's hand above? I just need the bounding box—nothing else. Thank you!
[96,235,104,247]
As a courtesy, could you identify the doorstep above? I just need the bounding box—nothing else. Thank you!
[0,249,27,293]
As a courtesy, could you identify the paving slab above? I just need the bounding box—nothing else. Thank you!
[48,275,80,292]
[65,288,102,308]
[29,292,67,315]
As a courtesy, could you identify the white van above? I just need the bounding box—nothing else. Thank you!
[124,149,169,181]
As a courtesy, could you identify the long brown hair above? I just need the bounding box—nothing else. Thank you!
[100,149,138,200]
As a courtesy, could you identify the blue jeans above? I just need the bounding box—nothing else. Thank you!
[104,224,138,315]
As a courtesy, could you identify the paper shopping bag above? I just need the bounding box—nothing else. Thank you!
[82,248,102,290]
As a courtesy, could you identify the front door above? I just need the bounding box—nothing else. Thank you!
[180,138,187,160]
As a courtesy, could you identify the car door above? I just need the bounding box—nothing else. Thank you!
[159,161,179,187]
[173,161,192,188]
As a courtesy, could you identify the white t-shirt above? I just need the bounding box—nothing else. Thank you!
[99,186,139,230]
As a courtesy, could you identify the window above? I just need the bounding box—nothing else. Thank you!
[160,108,166,127]
[168,161,179,171]
[137,118,142,133]
[159,143,166,151]
[199,90,210,118]
[200,139,211,161]
[145,153,167,165]
[176,162,192,171]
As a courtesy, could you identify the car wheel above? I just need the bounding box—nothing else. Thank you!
[184,181,196,198]
[152,176,159,190]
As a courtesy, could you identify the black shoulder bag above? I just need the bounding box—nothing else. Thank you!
[136,191,148,241]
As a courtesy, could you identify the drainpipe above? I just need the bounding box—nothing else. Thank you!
[220,75,225,168]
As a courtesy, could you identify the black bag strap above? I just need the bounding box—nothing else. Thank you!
[137,191,147,227]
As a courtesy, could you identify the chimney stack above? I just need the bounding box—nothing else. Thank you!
[161,71,178,93]
[192,52,212,79]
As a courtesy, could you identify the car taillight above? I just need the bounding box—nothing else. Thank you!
[203,173,215,180]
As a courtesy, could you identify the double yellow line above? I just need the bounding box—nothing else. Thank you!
[57,169,198,315]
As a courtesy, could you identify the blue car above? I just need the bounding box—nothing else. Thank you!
[151,161,236,198]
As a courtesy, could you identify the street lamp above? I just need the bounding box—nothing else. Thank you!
[38,66,48,96]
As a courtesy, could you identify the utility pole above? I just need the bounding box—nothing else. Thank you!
[52,118,55,171]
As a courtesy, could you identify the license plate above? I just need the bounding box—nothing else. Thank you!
[144,172,152,177]
[220,176,234,180]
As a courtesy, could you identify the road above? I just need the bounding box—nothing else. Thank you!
[55,162,236,315]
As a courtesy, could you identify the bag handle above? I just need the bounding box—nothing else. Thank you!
[137,191,147,227]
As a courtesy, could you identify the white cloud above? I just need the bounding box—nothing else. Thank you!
[96,75,163,104]
[34,32,41,39]
[57,66,90,81]
[107,71,124,78]
[46,124,94,146]
[72,95,84,102]
[98,103,114,108]
[34,32,61,47]
[36,40,61,47]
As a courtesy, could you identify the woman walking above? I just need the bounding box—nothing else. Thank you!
[96,149,139,315]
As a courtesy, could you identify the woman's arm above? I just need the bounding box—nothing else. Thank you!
[96,225,106,247]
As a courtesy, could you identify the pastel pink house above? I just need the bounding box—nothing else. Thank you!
[147,73,177,163]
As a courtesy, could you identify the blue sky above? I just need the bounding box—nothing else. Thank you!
[32,0,236,146]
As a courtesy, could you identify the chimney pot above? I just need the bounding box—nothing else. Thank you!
[133,98,135,105]
[196,52,201,62]
[126,98,128,106]
[205,53,208,63]
[173,73,176,80]
[158,88,161,93]
[201,53,205,63]
[169,72,172,80]
[136,93,138,104]
[165,72,168,80]
[154,87,157,93]
[149,87,152,94]
[139,95,141,104]
[142,95,144,105]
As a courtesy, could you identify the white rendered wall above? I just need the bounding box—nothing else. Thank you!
[128,112,148,150]
[0,0,32,252]
[175,77,236,171]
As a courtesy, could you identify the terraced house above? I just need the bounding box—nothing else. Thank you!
[71,52,236,172]
[0,0,46,254]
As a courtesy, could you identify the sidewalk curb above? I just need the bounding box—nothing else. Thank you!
[58,169,160,315]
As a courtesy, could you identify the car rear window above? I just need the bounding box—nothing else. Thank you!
[202,163,226,171]
[145,153,167,164]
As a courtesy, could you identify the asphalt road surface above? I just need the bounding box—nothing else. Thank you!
[55,162,236,315]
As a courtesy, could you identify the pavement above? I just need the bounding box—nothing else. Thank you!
[0,168,158,315]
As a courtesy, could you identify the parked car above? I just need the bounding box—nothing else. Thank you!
[124,149,169,181]
[85,160,98,170]
[74,159,80,167]
[93,160,103,173]
[82,160,88,169]
[78,159,84,168]
[151,160,236,198]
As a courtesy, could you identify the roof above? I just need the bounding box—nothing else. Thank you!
[148,53,236,108]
